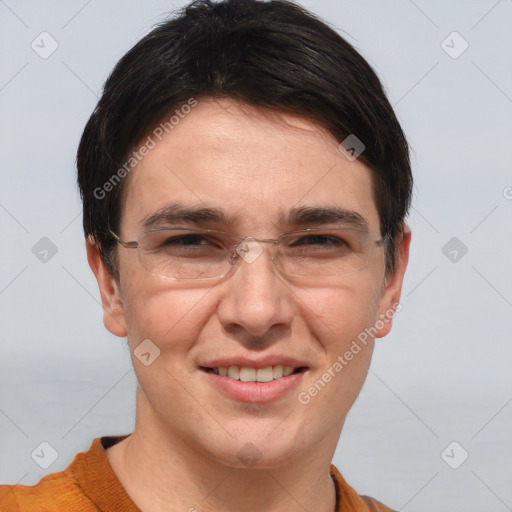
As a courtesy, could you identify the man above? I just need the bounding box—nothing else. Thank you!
[0,0,412,510]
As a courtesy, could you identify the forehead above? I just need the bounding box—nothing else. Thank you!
[121,98,380,235]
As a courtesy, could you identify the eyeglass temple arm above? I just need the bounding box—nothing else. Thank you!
[110,230,138,249]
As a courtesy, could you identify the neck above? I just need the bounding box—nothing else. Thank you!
[106,387,339,512]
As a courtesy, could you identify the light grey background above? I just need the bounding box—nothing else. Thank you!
[1,1,511,511]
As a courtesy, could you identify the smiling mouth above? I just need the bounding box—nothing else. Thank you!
[200,365,308,383]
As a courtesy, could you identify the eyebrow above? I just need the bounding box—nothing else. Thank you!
[141,203,230,230]
[140,202,370,232]
[278,205,369,232]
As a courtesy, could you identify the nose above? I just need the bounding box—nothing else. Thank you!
[216,239,294,340]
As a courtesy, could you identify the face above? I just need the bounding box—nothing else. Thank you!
[89,98,410,469]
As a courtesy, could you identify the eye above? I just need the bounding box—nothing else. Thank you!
[290,234,349,247]
[159,234,228,253]
[162,234,212,246]
[140,230,228,254]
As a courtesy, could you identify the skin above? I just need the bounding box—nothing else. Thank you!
[87,98,411,512]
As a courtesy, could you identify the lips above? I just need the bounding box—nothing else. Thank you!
[200,365,308,403]
[198,356,310,402]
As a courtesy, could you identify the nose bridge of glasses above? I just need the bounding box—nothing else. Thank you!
[244,236,280,244]
[228,236,280,266]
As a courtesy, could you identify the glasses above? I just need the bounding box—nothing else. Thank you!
[110,226,387,281]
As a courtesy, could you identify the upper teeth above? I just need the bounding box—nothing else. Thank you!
[212,365,295,382]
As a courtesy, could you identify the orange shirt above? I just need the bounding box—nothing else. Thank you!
[0,435,395,512]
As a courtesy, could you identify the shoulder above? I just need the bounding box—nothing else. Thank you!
[330,464,397,512]
[0,469,96,512]
[0,438,108,512]
[0,436,136,512]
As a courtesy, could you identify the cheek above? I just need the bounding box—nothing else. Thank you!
[297,283,379,424]
[121,284,213,405]
[301,278,381,350]
[120,268,208,357]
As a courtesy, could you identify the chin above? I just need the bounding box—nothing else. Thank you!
[203,425,308,470]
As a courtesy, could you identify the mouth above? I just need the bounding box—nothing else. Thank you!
[199,364,309,403]
[200,365,308,383]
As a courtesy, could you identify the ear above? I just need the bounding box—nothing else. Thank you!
[374,225,411,338]
[86,235,128,337]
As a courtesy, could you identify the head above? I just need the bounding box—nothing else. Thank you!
[79,0,412,468]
